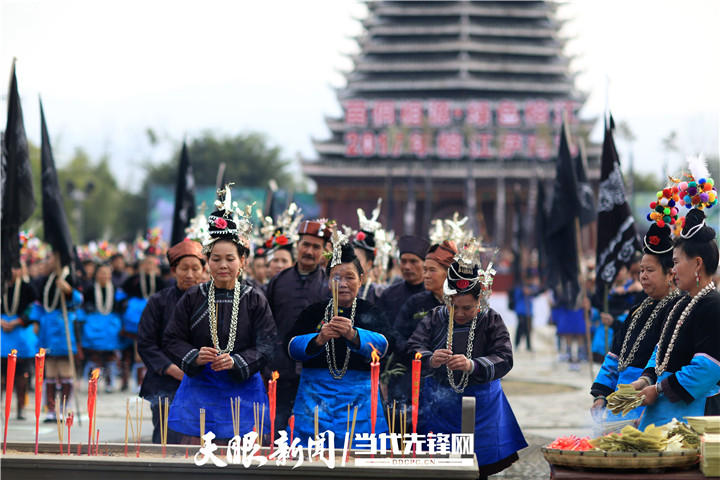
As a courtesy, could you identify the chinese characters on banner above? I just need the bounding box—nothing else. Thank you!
[194,430,474,469]
[341,98,580,160]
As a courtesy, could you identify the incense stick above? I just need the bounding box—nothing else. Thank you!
[259,403,265,447]
[331,278,339,317]
[124,399,129,456]
[314,405,319,441]
[55,395,63,454]
[346,403,351,436]
[349,406,358,452]
[448,305,455,349]
[230,397,240,438]
[199,408,206,440]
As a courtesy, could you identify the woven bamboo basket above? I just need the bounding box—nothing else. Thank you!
[541,447,700,470]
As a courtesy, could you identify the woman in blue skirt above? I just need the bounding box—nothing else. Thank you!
[163,186,276,444]
[407,241,527,480]
[286,232,394,448]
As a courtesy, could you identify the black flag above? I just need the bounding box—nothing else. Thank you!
[535,178,549,283]
[40,101,74,268]
[170,142,196,245]
[1,60,36,288]
[545,121,581,307]
[594,114,641,301]
[575,140,596,226]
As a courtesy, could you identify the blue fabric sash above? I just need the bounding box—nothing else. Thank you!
[290,367,388,448]
[168,363,269,439]
[419,377,527,466]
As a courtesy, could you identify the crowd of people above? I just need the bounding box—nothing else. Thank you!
[2,159,719,478]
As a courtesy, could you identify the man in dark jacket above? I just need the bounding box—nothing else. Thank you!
[376,235,430,323]
[264,219,333,436]
[137,240,205,444]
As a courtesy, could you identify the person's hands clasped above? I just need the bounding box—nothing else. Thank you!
[430,348,453,368]
[329,316,355,341]
[195,346,234,371]
[638,384,658,407]
[600,313,614,327]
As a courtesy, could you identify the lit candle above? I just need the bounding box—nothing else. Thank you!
[268,371,278,454]
[369,344,380,435]
[411,352,422,436]
[289,415,295,444]
[87,368,100,456]
[3,349,17,454]
[34,348,46,455]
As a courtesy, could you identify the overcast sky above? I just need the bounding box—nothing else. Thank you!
[2,0,719,192]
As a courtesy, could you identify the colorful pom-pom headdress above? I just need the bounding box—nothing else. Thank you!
[669,155,717,240]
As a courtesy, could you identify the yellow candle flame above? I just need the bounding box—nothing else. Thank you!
[271,371,279,381]
[415,352,422,361]
[91,368,100,381]
[37,348,46,356]
[370,343,380,363]
[10,349,17,356]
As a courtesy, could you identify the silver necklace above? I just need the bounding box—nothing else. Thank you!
[139,272,156,299]
[655,282,716,375]
[446,307,480,394]
[617,290,679,372]
[43,272,61,312]
[208,277,241,354]
[2,278,22,317]
[94,282,114,315]
[324,298,357,379]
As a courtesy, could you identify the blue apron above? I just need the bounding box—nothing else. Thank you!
[290,367,388,448]
[169,363,269,439]
[639,371,716,430]
[122,297,147,335]
[79,311,128,351]
[0,315,38,358]
[420,377,527,467]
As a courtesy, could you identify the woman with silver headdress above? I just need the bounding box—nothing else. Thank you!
[285,231,394,448]
[406,242,526,480]
[163,186,277,443]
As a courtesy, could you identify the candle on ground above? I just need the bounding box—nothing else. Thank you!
[411,352,422,436]
[369,344,380,435]
[3,349,17,454]
[34,348,46,455]
[87,368,100,456]
[268,371,278,453]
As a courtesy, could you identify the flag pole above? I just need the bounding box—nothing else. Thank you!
[574,218,594,381]
[59,267,82,426]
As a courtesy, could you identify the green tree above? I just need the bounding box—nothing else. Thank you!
[145,131,295,188]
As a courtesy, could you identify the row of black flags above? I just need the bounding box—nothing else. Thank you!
[1,60,200,289]
[3,58,640,304]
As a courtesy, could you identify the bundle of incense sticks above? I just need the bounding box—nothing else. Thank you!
[259,404,265,447]
[159,397,169,457]
[4,350,17,454]
[331,277,339,317]
[447,305,455,349]
[348,406,358,454]
[230,396,241,438]
[199,408,206,440]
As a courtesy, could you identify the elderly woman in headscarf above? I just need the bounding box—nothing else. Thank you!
[407,241,527,480]
[163,186,277,443]
[285,231,394,447]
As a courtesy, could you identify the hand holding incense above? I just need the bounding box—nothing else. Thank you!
[34,348,46,455]
[3,349,17,454]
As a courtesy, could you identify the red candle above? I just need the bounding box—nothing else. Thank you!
[369,344,380,435]
[66,412,73,455]
[288,415,295,444]
[87,368,100,455]
[34,348,46,455]
[411,352,422,435]
[3,349,17,454]
[268,371,278,454]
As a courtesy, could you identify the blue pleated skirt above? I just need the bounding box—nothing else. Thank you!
[169,363,269,439]
[290,367,388,448]
[419,377,527,467]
